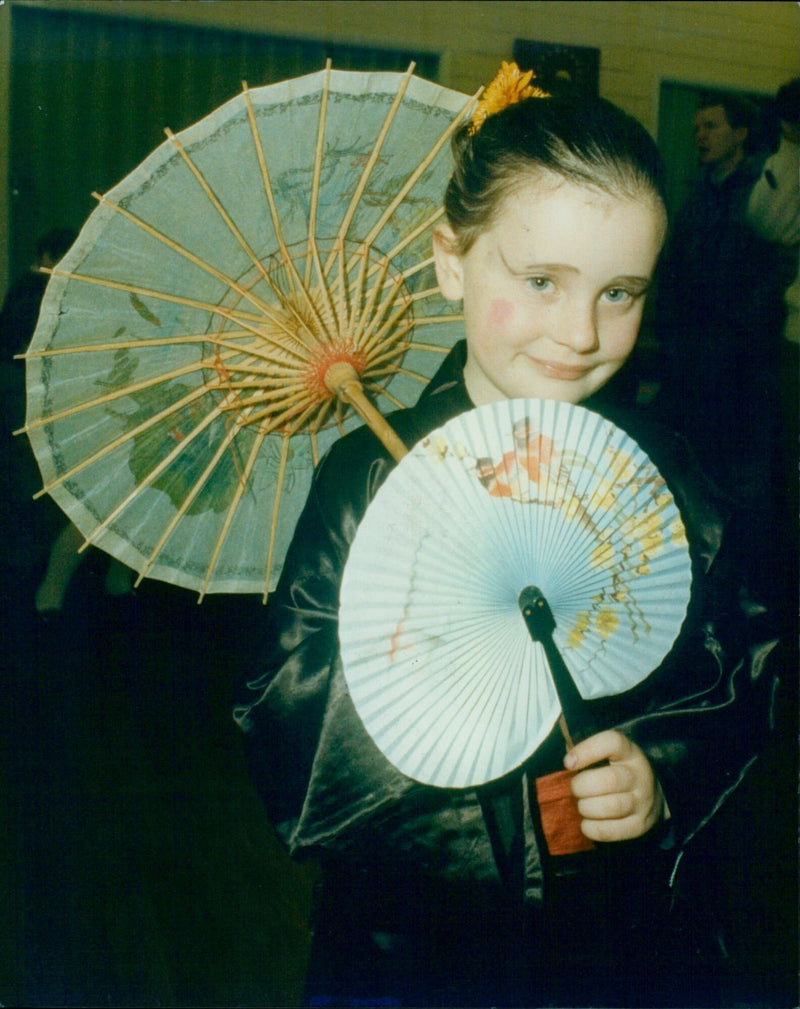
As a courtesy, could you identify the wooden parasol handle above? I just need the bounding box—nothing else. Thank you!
[324,361,409,463]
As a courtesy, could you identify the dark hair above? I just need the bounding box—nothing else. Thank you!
[775,78,800,126]
[697,91,756,132]
[444,95,667,253]
[36,227,77,264]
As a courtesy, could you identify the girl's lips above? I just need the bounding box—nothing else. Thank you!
[531,357,591,380]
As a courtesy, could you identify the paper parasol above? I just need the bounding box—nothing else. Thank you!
[339,398,693,788]
[21,65,476,598]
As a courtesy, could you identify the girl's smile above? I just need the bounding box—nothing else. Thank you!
[434,174,666,406]
[528,355,594,380]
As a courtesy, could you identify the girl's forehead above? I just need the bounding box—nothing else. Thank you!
[480,178,666,276]
[496,175,666,240]
[503,170,646,210]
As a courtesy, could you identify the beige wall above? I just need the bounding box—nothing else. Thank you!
[0,0,798,292]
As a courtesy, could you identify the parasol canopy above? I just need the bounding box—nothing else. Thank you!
[21,65,476,598]
[339,398,693,789]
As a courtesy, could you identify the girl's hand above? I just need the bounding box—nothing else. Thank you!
[564,730,670,842]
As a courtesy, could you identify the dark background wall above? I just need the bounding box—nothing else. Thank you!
[1,0,797,292]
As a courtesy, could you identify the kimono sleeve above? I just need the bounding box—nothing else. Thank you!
[233,445,363,834]
[621,527,783,850]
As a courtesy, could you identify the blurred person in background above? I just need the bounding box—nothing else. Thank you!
[0,226,133,614]
[745,78,800,573]
[652,90,793,605]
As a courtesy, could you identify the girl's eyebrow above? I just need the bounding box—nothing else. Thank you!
[500,249,580,275]
[521,262,580,274]
[500,251,652,288]
[608,275,652,291]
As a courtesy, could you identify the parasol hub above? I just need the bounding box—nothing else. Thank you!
[322,357,408,463]
[319,354,367,401]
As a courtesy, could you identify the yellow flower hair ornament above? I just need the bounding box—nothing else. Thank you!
[469,61,551,135]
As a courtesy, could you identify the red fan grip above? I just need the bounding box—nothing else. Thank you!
[535,768,595,855]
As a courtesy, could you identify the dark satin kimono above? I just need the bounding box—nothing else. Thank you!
[234,341,782,1004]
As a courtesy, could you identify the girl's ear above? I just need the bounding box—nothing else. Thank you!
[433,224,465,301]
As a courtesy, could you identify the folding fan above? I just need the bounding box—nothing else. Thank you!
[339,398,692,789]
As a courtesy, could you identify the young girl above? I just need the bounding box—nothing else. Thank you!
[235,69,781,1007]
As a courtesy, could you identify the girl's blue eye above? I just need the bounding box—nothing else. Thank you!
[604,287,632,304]
[529,276,553,292]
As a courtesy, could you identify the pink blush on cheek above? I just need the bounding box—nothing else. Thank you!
[487,298,515,330]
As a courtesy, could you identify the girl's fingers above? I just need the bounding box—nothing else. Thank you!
[563,730,667,839]
[580,813,646,844]
[564,728,633,770]
[575,791,637,821]
[570,762,636,799]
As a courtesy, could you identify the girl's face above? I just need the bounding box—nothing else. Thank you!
[433,174,666,406]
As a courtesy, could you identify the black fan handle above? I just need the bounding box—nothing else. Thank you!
[518,586,598,746]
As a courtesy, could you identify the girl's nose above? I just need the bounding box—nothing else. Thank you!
[554,302,599,353]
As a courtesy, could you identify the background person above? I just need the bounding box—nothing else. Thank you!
[0,226,133,613]
[745,78,800,565]
[653,92,789,512]
[0,227,77,489]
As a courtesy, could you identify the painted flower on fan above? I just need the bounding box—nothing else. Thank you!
[469,61,550,134]
[636,512,666,555]
[590,540,616,570]
[594,607,619,638]
[603,446,641,486]
[669,515,688,547]
[421,434,468,463]
[567,611,591,649]
[564,495,583,520]
[591,478,619,512]
[422,433,450,462]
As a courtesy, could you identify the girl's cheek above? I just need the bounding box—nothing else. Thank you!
[487,298,515,331]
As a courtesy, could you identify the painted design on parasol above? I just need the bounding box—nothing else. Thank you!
[21,65,479,598]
